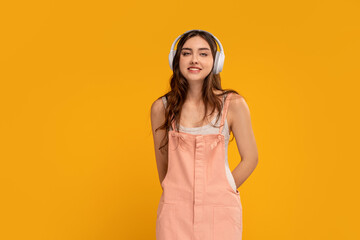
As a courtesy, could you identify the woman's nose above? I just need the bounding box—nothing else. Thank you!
[191,54,198,63]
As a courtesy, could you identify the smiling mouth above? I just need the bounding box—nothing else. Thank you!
[188,68,201,73]
[188,67,202,73]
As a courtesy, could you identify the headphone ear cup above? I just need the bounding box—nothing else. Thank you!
[217,51,225,73]
[168,50,176,71]
[212,51,219,74]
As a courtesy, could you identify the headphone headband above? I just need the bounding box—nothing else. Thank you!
[168,29,225,74]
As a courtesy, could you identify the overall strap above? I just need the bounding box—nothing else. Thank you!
[219,92,233,134]
[171,116,176,131]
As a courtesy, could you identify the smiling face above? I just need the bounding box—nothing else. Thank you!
[179,35,214,83]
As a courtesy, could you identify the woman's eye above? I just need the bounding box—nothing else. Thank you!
[182,52,208,56]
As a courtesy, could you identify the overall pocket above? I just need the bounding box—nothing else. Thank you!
[213,205,242,240]
[156,202,176,240]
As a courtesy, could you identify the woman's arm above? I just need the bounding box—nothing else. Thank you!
[228,94,259,189]
[151,98,169,189]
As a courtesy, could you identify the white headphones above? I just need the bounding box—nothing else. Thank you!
[168,29,225,74]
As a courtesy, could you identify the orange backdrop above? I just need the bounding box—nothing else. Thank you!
[0,0,359,239]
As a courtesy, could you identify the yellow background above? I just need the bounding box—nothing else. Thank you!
[1,0,359,239]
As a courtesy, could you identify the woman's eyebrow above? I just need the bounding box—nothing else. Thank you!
[181,47,210,51]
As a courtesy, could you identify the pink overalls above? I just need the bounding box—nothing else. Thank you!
[156,92,242,240]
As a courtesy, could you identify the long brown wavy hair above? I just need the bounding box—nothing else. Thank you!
[155,30,244,153]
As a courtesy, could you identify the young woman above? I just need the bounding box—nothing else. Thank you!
[151,29,258,240]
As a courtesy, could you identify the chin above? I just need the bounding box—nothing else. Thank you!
[186,77,206,83]
[181,71,210,81]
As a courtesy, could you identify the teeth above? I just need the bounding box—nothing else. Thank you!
[189,68,200,70]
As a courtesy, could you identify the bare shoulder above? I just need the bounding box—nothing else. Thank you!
[227,93,250,131]
[151,97,165,114]
[228,93,247,106]
[151,97,167,132]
